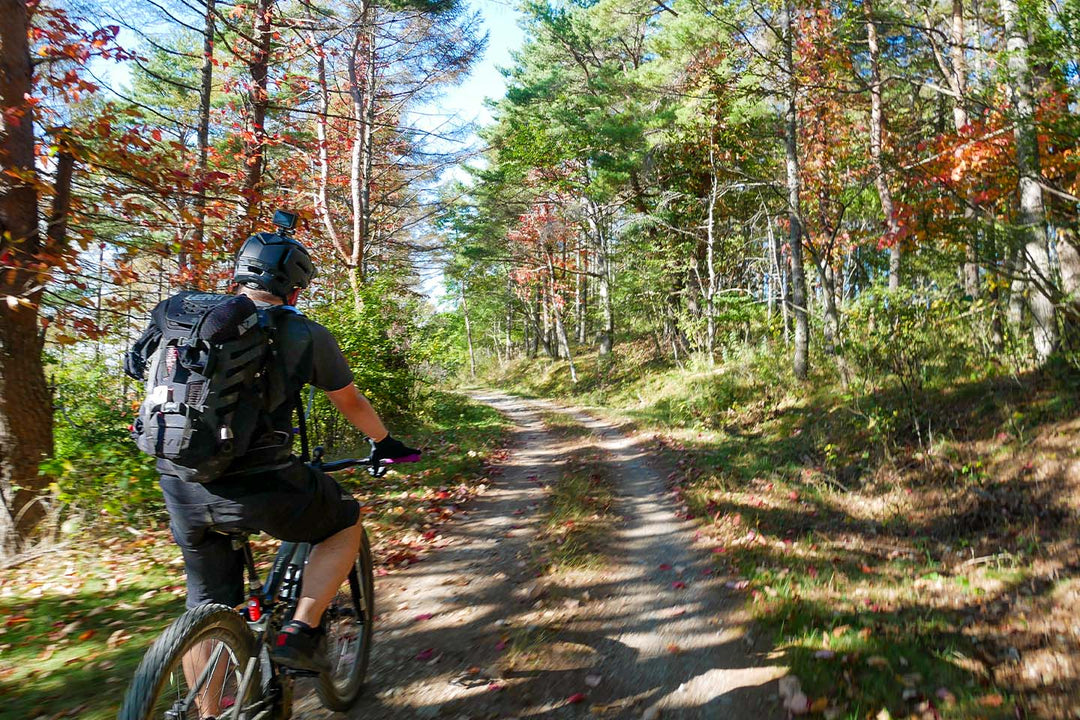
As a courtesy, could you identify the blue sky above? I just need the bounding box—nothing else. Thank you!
[437,0,525,129]
[413,0,525,302]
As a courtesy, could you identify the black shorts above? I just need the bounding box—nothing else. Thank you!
[160,458,361,609]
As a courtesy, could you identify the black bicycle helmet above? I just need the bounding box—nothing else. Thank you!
[233,232,316,299]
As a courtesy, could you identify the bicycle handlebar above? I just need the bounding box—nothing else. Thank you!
[310,445,421,476]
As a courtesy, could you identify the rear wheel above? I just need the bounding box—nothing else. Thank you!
[119,603,260,720]
[316,526,375,710]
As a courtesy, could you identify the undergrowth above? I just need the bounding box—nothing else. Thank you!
[0,390,508,720]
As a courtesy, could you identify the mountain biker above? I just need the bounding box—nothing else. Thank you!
[125,229,420,678]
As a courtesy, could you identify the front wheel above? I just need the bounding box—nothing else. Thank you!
[316,526,375,710]
[119,603,260,720]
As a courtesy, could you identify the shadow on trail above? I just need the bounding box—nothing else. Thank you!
[312,394,781,720]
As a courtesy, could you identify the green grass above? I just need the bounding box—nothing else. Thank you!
[0,537,185,720]
[0,390,509,719]
[543,448,614,570]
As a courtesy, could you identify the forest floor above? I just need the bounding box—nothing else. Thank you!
[481,344,1080,719]
[5,353,1080,720]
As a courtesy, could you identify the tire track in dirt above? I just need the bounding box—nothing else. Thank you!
[294,390,785,719]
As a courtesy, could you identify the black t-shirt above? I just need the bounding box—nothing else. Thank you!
[256,303,353,394]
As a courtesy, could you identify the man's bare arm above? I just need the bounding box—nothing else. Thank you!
[325,383,389,442]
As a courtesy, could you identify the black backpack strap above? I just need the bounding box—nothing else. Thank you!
[124,321,163,380]
[295,388,310,463]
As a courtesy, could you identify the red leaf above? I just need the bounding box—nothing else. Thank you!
[416,648,435,661]
[566,692,587,704]
[672,581,686,589]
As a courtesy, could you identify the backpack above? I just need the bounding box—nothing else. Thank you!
[131,291,289,483]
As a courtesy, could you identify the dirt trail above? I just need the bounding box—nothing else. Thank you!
[295,391,785,719]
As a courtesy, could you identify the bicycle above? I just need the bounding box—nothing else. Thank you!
[118,448,412,720]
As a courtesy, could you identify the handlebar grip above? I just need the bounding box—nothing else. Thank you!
[381,454,421,465]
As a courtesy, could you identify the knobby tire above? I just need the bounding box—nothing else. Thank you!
[315,527,375,710]
[118,602,258,720]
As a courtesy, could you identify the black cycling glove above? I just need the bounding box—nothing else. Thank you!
[371,435,421,464]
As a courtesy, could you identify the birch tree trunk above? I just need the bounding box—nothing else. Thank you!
[704,147,720,361]
[460,283,476,377]
[547,252,577,383]
[864,0,901,290]
[1001,0,1058,361]
[588,201,614,355]
[781,0,810,379]
[347,12,376,309]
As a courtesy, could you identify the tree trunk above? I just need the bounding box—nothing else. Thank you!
[816,258,840,354]
[704,149,720,361]
[767,213,791,343]
[241,0,272,233]
[341,2,378,299]
[1058,229,1080,323]
[588,202,614,355]
[864,0,901,290]
[781,0,810,379]
[0,0,56,557]
[192,0,215,258]
[310,31,350,266]
[547,253,577,383]
[460,284,476,378]
[1001,0,1058,361]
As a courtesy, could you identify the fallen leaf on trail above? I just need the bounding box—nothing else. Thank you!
[585,674,602,687]
[39,644,57,661]
[414,613,433,622]
[416,648,435,661]
[810,697,829,713]
[107,630,130,648]
[671,581,686,589]
[495,638,508,651]
[77,629,96,641]
[666,643,681,654]
[5,616,29,627]
[725,580,749,590]
[488,682,504,691]
[785,691,810,714]
[659,563,671,570]
[567,692,587,704]
[977,694,1004,708]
